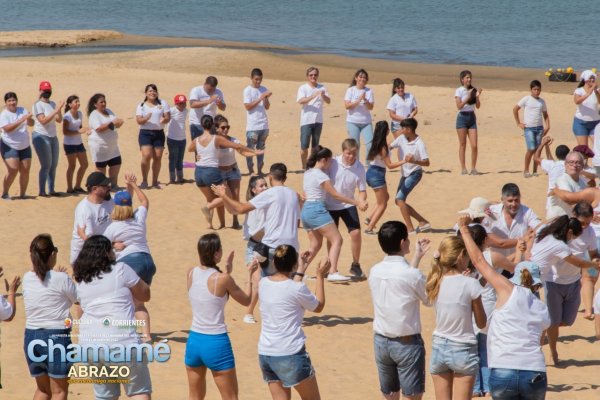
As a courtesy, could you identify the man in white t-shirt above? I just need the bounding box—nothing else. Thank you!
[189,76,226,140]
[548,151,587,218]
[532,136,569,216]
[297,67,331,170]
[212,163,299,275]
[70,172,114,264]
[325,139,367,278]
[244,68,272,175]
[369,221,430,399]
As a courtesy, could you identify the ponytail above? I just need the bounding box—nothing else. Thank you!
[426,258,445,303]
[425,236,466,302]
[30,234,56,281]
[520,268,534,290]
[306,145,332,169]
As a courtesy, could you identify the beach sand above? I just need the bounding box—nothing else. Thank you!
[0,31,598,399]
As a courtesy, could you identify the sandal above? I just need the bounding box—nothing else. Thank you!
[364,229,377,235]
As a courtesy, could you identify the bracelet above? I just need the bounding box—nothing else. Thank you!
[292,272,305,278]
[108,122,115,130]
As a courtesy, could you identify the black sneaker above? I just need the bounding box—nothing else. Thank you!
[350,262,366,279]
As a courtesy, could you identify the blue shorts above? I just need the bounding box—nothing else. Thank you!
[572,117,600,137]
[366,165,386,189]
[1,142,32,160]
[190,124,204,140]
[545,280,581,326]
[489,368,547,400]
[301,201,334,231]
[95,155,121,169]
[524,126,543,151]
[139,129,165,148]
[391,121,401,133]
[374,333,425,396]
[220,166,241,182]
[185,331,235,371]
[119,252,156,285]
[24,328,72,378]
[456,111,477,130]
[259,346,315,388]
[195,166,224,187]
[64,143,86,155]
[430,336,479,376]
[300,123,323,150]
[396,169,423,201]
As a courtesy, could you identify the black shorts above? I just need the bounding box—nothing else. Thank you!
[328,207,360,232]
[95,155,122,169]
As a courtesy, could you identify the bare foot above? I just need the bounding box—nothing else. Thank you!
[551,351,560,366]
[583,313,595,321]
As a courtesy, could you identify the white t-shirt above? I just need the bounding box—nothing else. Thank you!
[63,110,83,146]
[167,106,188,141]
[592,124,600,167]
[574,87,600,121]
[23,270,77,329]
[297,83,329,126]
[325,155,366,210]
[32,100,58,137]
[0,296,12,321]
[530,234,572,283]
[390,135,429,177]
[102,206,150,259]
[594,290,600,317]
[303,168,330,201]
[189,86,224,124]
[344,86,373,124]
[88,109,120,163]
[547,225,596,284]
[432,274,483,344]
[541,159,565,210]
[549,173,587,217]
[136,100,169,131]
[76,262,140,345]
[517,95,547,127]
[243,208,266,241]
[455,86,476,112]
[0,107,30,150]
[386,93,417,119]
[70,198,114,264]
[249,186,299,250]
[484,203,541,258]
[258,278,319,356]
[243,85,269,131]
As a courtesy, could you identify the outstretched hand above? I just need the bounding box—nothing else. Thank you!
[415,238,431,256]
[457,214,472,228]
[211,184,227,198]
[315,259,331,278]
[5,275,21,294]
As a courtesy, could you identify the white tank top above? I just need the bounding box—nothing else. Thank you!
[487,285,550,372]
[370,154,386,169]
[218,137,239,167]
[188,267,228,334]
[195,135,220,168]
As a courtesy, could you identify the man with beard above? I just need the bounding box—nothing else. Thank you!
[69,172,114,264]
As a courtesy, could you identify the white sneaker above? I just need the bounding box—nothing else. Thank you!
[243,314,257,324]
[327,272,351,282]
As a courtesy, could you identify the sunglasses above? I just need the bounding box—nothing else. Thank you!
[308,74,319,77]
[219,125,231,130]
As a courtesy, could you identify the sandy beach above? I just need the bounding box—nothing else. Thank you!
[0,31,598,399]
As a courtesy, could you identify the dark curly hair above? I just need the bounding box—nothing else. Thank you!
[73,235,115,283]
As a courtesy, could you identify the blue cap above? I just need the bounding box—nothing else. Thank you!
[113,191,132,206]
[510,261,542,287]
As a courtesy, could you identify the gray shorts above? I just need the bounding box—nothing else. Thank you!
[374,333,425,396]
[90,348,152,399]
[545,280,581,326]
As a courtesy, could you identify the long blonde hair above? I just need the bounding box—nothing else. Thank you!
[426,236,466,303]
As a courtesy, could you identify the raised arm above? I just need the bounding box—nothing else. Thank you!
[125,173,149,209]
[410,238,430,268]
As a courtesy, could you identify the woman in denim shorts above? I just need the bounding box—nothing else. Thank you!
[23,234,77,399]
[572,70,600,147]
[364,121,403,234]
[426,236,486,398]
[62,95,89,193]
[258,245,329,399]
[455,70,482,175]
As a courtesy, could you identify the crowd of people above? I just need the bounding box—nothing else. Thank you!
[1,67,600,400]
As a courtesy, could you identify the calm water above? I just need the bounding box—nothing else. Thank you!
[0,0,596,69]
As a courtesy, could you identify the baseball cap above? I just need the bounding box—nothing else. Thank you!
[510,261,542,287]
[113,191,132,206]
[85,172,111,188]
[459,197,494,220]
[39,81,52,91]
[174,94,187,104]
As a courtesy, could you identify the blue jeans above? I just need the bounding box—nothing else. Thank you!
[489,368,547,400]
[167,138,186,175]
[473,333,490,395]
[396,169,423,201]
[32,132,59,194]
[346,122,373,164]
[246,129,268,171]
[524,126,543,151]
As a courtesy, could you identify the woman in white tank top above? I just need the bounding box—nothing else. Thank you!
[459,215,551,400]
[185,233,257,400]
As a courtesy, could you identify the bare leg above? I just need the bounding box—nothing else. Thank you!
[396,199,415,232]
[319,223,343,274]
[349,228,361,264]
[216,206,226,229]
[456,128,468,172]
[66,153,77,191]
[186,366,207,400]
[305,230,324,267]
[268,382,291,400]
[575,135,589,146]
[199,187,217,229]
[407,204,428,226]
[294,375,321,400]
[212,368,239,400]
[108,164,121,188]
[75,151,88,189]
[33,375,51,400]
[19,159,31,197]
[227,178,241,229]
[581,270,598,319]
[524,149,535,174]
[453,374,476,400]
[2,157,19,196]
[366,187,389,231]
[134,298,151,342]
[432,372,454,400]
[301,149,308,171]
[152,147,164,186]
[48,377,69,400]
[140,145,153,186]
[245,268,260,317]
[467,128,478,171]
[547,325,560,364]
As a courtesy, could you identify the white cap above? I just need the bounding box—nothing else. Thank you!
[581,70,597,82]
[459,197,494,220]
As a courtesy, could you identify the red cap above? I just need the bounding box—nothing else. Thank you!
[174,94,187,104]
[39,81,52,91]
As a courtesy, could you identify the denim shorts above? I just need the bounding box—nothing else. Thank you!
[489,368,547,400]
[89,347,152,399]
[190,124,204,140]
[590,237,600,278]
[430,336,479,376]
[1,142,32,160]
[366,165,386,189]
[64,143,86,155]
[301,200,334,231]
[24,328,72,378]
[391,121,401,133]
[245,239,259,265]
[194,166,224,187]
[572,117,600,137]
[138,129,165,148]
[374,333,425,396]
[524,126,543,151]
[456,111,477,130]
[545,280,581,326]
[220,166,241,182]
[396,169,423,201]
[300,123,323,150]
[259,346,315,388]
[95,155,121,169]
[119,252,157,285]
[185,331,235,371]
[329,206,360,232]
